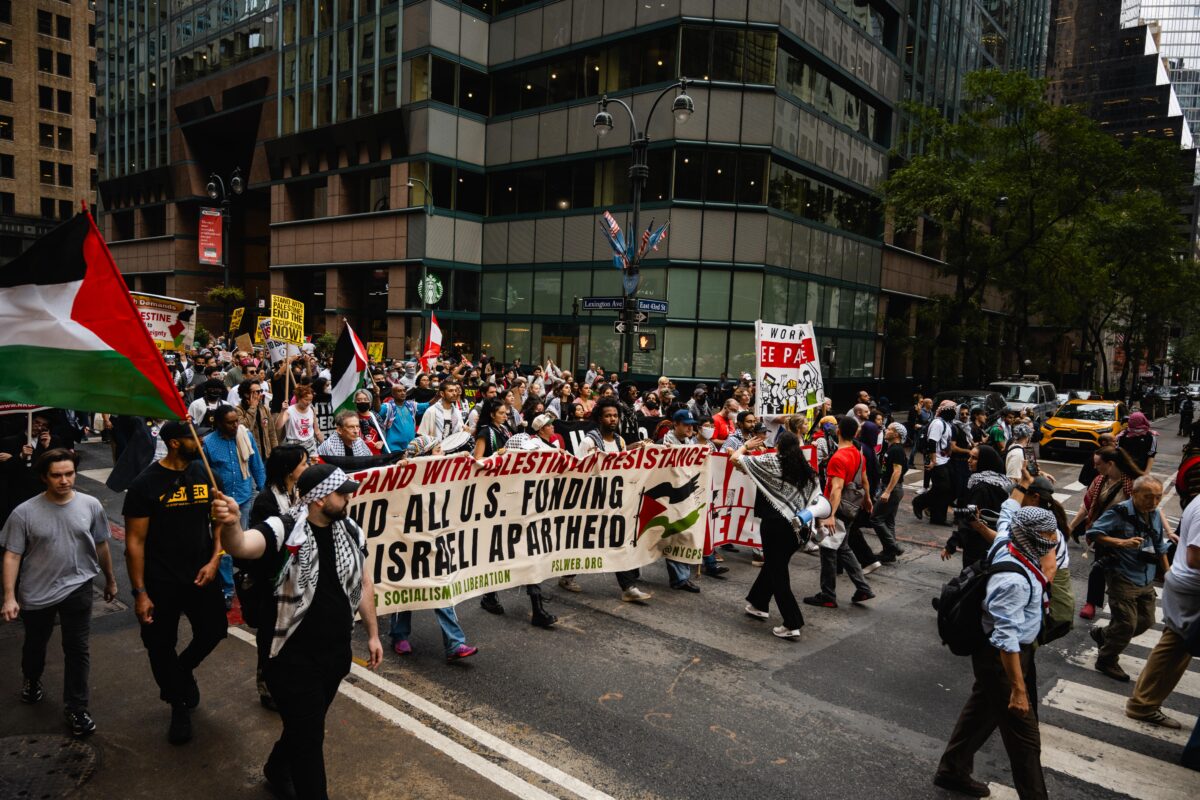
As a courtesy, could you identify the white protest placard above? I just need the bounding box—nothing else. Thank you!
[755,320,824,418]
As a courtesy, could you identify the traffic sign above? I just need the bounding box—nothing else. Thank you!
[582,296,623,311]
[636,299,669,314]
[632,310,650,324]
[613,321,645,335]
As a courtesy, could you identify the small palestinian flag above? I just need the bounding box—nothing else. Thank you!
[330,321,369,414]
[636,473,705,543]
[0,211,188,419]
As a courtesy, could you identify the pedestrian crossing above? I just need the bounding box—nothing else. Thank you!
[986,591,1198,799]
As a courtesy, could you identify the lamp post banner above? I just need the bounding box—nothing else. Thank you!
[198,207,224,266]
[755,320,825,417]
[344,445,710,612]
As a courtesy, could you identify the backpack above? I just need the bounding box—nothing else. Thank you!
[835,447,867,522]
[933,543,1034,656]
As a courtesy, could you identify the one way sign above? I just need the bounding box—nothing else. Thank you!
[613,320,643,335]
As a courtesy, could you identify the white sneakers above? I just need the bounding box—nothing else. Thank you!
[772,626,802,640]
[744,603,770,620]
[862,561,883,575]
[621,587,653,602]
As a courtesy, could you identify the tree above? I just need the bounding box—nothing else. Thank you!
[883,68,1180,388]
[206,286,245,337]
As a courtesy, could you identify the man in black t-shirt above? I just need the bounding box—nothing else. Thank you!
[869,422,909,563]
[215,463,382,800]
[122,420,227,746]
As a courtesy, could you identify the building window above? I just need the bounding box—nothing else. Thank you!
[38,85,53,109]
[59,163,72,187]
[57,126,71,150]
[89,131,96,153]
[0,115,11,140]
[57,90,71,114]
[0,37,11,63]
[0,77,12,102]
[89,60,96,84]
[0,192,12,214]
[39,160,54,184]
[57,52,71,77]
[41,197,55,218]
[89,96,95,120]
[39,123,54,147]
[56,15,71,41]
[38,48,53,72]
[0,1,10,26]
[37,11,53,36]
[58,199,72,219]
[0,153,12,178]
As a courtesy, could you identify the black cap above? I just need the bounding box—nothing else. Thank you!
[1027,476,1055,500]
[296,463,361,498]
[158,420,196,442]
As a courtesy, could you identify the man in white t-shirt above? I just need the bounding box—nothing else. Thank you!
[418,380,464,440]
[912,401,957,525]
[1125,494,1199,728]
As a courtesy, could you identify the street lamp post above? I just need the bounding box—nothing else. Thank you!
[407,176,434,356]
[205,167,245,290]
[593,80,694,380]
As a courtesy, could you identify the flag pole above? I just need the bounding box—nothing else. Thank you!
[25,412,33,465]
[186,419,219,489]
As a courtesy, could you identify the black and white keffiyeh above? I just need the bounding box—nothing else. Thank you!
[316,434,372,458]
[739,452,817,528]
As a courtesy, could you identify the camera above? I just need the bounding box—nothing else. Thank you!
[952,505,978,523]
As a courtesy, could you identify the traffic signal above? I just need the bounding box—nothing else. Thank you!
[637,333,656,351]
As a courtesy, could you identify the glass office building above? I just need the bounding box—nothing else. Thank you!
[1121,0,1200,133]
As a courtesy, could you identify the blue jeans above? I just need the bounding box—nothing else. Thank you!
[665,558,692,585]
[389,607,466,657]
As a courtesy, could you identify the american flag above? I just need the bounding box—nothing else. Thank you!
[598,211,627,268]
[639,221,669,259]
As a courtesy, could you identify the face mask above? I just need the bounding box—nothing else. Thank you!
[646,402,659,410]
[355,402,371,413]
[700,425,715,439]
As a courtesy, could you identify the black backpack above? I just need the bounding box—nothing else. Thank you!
[933,543,1034,656]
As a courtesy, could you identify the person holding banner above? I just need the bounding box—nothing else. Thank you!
[733,432,824,640]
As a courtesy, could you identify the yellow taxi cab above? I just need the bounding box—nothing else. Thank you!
[1039,399,1128,457]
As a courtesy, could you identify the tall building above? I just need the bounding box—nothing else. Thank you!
[1121,0,1200,134]
[0,0,99,266]
[99,0,902,386]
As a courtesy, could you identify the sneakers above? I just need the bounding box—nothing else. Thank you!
[851,589,876,604]
[932,772,991,797]
[20,678,43,704]
[558,576,582,593]
[1127,709,1183,729]
[1079,602,1096,620]
[861,561,883,575]
[393,639,413,656]
[621,587,653,603]
[802,594,837,608]
[167,703,193,745]
[479,593,505,615]
[1089,625,1106,647]
[751,554,765,567]
[446,644,478,662]
[702,565,730,579]
[744,603,770,620]
[772,626,802,640]
[65,708,96,738]
[671,580,701,593]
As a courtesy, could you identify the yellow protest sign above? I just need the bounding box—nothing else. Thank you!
[229,307,245,334]
[254,316,270,344]
[367,341,385,363]
[270,295,305,344]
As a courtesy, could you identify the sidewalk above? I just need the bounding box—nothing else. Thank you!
[0,596,513,800]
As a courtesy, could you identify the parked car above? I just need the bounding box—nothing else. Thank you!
[932,390,1007,426]
[989,379,1059,424]
[1188,383,1200,400]
[1039,399,1129,458]
[1056,388,1099,406]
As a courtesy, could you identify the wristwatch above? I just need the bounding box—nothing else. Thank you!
[1014,485,1027,494]
[130,587,146,596]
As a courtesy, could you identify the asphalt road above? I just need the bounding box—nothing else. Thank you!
[1,415,1196,799]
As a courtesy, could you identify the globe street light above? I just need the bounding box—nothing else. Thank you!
[592,79,694,379]
[205,167,245,290]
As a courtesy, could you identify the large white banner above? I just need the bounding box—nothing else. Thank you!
[345,445,710,612]
[129,292,197,352]
[755,320,824,418]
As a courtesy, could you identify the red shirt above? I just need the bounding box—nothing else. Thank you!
[712,413,734,442]
[824,445,863,499]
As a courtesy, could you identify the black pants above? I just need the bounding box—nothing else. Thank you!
[139,581,227,705]
[746,523,804,630]
[264,646,351,800]
[1086,560,1107,608]
[847,510,879,567]
[913,463,954,524]
[20,581,93,710]
[938,646,1047,799]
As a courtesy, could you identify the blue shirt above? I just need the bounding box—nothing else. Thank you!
[203,430,265,505]
[1086,499,1168,586]
[383,399,417,452]
[982,542,1046,653]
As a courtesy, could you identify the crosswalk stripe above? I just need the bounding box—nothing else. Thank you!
[79,467,112,483]
[1098,604,1164,625]
[1062,481,1087,492]
[1039,723,1197,800]
[1064,647,1200,698]
[1052,492,1073,504]
[986,783,1019,799]
[1042,679,1195,747]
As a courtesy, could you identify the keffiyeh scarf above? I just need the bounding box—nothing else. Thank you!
[739,452,816,528]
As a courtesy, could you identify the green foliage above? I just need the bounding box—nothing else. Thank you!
[195,324,211,347]
[206,286,245,306]
[314,332,338,359]
[882,69,1196,393]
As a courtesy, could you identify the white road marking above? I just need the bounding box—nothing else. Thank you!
[1064,647,1200,698]
[986,783,1019,799]
[1098,604,1164,625]
[1039,723,1198,800]
[1061,481,1086,492]
[79,467,112,483]
[1042,679,1195,746]
[229,627,615,800]
[1051,493,1073,504]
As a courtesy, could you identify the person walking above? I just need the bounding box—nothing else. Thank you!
[1117,411,1158,473]
[1071,447,1141,621]
[1086,475,1171,682]
[869,422,908,563]
[213,464,383,800]
[236,378,279,460]
[1,449,117,737]
[122,420,228,744]
[1179,396,1194,437]
[204,405,267,607]
[912,401,958,525]
[934,506,1057,800]
[734,431,823,639]
[941,445,1011,567]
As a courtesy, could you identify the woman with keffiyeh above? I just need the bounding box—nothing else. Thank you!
[733,431,829,641]
[942,444,1011,566]
[1118,411,1158,472]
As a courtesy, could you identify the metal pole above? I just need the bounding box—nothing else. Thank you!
[625,135,648,380]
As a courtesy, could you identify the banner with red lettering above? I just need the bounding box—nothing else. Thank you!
[706,447,818,548]
[755,320,824,418]
[345,444,710,612]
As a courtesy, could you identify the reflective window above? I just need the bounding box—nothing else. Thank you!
[698,271,729,319]
[662,327,695,377]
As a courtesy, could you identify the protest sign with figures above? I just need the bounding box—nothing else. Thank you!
[367,341,385,363]
[344,445,710,612]
[270,295,305,344]
[755,320,824,418]
[129,292,197,352]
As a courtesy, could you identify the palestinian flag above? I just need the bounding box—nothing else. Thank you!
[330,321,369,413]
[635,473,705,543]
[0,212,188,419]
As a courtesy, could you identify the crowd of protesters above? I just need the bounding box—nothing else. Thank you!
[3,341,1199,799]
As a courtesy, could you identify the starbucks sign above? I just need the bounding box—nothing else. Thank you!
[418,274,443,305]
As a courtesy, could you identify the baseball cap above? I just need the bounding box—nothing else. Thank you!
[672,409,699,425]
[530,413,554,432]
[1027,476,1055,500]
[296,463,361,499]
[158,420,196,442]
